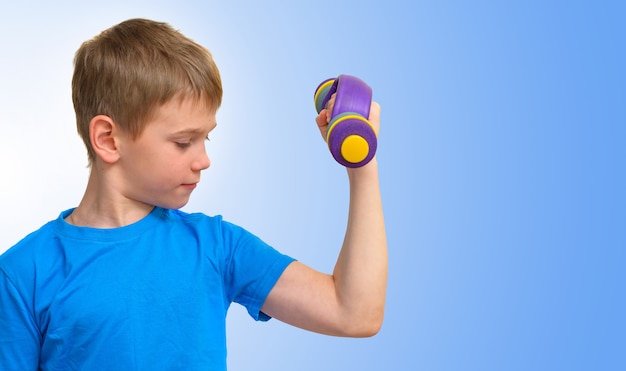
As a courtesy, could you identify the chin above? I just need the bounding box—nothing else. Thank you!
[170,201,191,210]
[152,198,191,211]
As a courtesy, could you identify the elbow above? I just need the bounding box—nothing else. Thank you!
[363,310,385,337]
[341,308,385,338]
[357,317,384,338]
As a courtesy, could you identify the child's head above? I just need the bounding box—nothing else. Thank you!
[72,18,222,166]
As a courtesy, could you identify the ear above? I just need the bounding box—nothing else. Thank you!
[90,115,121,164]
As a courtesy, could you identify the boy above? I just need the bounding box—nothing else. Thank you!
[0,18,387,370]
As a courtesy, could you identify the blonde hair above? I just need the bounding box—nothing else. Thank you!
[72,18,222,165]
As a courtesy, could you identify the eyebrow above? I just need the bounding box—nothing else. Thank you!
[171,123,217,136]
[172,128,204,135]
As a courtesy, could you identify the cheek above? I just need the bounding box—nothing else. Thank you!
[150,150,188,177]
[127,147,174,180]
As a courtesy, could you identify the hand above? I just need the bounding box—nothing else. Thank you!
[315,95,381,143]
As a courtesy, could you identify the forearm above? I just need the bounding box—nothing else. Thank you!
[332,158,388,335]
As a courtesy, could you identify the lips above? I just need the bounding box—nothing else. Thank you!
[181,183,197,190]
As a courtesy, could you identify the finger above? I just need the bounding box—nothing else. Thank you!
[316,109,329,128]
[325,94,336,122]
[368,101,381,134]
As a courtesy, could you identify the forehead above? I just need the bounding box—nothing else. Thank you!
[148,96,217,132]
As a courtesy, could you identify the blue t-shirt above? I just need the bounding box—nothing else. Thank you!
[0,207,294,370]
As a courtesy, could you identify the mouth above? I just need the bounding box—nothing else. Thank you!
[181,183,197,190]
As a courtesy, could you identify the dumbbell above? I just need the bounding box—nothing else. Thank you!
[314,74,377,168]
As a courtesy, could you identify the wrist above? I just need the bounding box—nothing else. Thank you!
[346,158,379,180]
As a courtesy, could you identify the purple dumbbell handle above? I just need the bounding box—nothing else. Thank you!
[323,75,372,120]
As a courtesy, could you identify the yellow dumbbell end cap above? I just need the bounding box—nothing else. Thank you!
[341,135,370,163]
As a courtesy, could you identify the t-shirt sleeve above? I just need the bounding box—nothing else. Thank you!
[0,268,41,370]
[219,220,295,321]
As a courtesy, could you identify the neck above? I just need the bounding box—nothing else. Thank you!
[67,166,154,228]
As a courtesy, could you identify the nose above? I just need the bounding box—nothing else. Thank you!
[192,146,211,172]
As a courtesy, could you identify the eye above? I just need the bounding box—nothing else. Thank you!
[176,141,191,149]
[205,135,211,142]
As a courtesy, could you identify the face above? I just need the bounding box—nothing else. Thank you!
[115,97,217,210]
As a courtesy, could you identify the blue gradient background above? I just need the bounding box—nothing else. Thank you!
[1,1,624,370]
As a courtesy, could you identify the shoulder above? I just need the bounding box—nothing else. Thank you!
[163,208,251,241]
[0,218,57,267]
[161,208,224,240]
[158,208,249,255]
[163,208,222,226]
[0,217,59,297]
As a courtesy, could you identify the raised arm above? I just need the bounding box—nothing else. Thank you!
[261,101,388,337]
